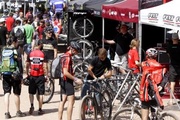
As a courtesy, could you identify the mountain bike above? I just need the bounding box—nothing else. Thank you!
[80,79,112,120]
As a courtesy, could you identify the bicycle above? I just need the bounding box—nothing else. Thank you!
[112,103,179,120]
[80,79,112,120]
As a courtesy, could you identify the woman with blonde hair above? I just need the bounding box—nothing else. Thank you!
[128,38,141,73]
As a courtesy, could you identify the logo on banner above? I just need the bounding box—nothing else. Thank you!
[163,14,174,26]
[148,13,158,23]
[175,16,180,27]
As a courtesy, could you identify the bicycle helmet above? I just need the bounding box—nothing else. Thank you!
[70,41,81,52]
[3,9,9,15]
[15,8,19,12]
[44,26,54,33]
[23,76,30,86]
[12,70,22,81]
[146,48,158,57]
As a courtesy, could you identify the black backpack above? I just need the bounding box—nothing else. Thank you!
[14,27,25,45]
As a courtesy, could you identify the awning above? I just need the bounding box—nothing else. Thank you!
[102,0,138,23]
[140,0,180,30]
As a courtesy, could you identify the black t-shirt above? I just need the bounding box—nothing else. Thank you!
[114,32,133,56]
[42,38,57,60]
[87,56,112,80]
[166,43,180,66]
[0,26,7,46]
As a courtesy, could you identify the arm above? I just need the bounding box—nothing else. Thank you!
[87,65,97,79]
[54,48,57,58]
[103,70,112,78]
[104,39,115,44]
[63,68,77,81]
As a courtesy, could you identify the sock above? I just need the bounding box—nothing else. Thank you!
[39,108,42,111]
[31,103,34,107]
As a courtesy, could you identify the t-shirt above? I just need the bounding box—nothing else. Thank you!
[5,17,14,32]
[37,26,45,40]
[128,48,140,73]
[166,43,180,66]
[87,56,112,80]
[53,0,64,13]
[114,32,133,56]
[24,24,34,44]
[0,26,7,46]
[42,38,57,60]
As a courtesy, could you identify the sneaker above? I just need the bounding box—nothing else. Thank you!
[38,110,45,115]
[5,112,11,119]
[29,107,34,115]
[16,111,26,117]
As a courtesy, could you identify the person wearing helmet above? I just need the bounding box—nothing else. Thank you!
[58,41,83,120]
[41,26,57,78]
[13,8,20,19]
[140,48,168,120]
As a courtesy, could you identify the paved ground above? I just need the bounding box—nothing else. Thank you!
[0,79,180,120]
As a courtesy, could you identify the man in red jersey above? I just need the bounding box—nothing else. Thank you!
[26,40,48,115]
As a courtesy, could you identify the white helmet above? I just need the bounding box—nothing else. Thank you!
[146,48,158,57]
[15,8,19,12]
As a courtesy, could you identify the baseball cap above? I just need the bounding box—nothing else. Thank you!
[0,18,5,23]
[172,33,179,39]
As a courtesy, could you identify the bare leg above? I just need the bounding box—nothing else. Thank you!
[38,95,43,109]
[29,94,34,105]
[169,82,176,104]
[67,95,75,120]
[141,108,149,120]
[14,94,20,111]
[58,94,67,120]
[4,93,10,113]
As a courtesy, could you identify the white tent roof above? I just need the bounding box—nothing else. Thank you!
[140,0,180,30]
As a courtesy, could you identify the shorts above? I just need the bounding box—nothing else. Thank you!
[29,75,45,95]
[2,75,21,95]
[55,12,63,19]
[169,65,180,82]
[60,79,74,96]
[114,53,128,69]
[141,100,157,112]
[23,43,32,54]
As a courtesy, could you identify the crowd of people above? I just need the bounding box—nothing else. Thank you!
[0,2,180,120]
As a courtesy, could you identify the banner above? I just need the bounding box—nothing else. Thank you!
[140,0,163,9]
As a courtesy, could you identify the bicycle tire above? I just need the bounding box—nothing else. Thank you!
[43,78,55,104]
[101,90,112,120]
[73,61,89,79]
[73,18,94,38]
[112,108,141,120]
[74,39,94,59]
[80,95,98,120]
[161,112,179,120]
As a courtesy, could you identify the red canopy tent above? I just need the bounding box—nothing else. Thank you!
[102,0,138,23]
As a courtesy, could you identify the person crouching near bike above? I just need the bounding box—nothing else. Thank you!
[58,41,83,120]
[25,40,48,115]
[81,48,112,100]
[140,48,168,120]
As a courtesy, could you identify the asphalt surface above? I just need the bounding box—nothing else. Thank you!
[0,79,180,120]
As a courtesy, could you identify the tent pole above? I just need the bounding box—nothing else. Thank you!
[102,18,104,48]
[24,1,26,17]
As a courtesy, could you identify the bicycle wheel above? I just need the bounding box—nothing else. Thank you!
[112,108,141,120]
[101,90,112,120]
[43,79,55,104]
[80,95,98,120]
[73,18,94,38]
[74,39,94,59]
[73,61,89,79]
[161,112,179,120]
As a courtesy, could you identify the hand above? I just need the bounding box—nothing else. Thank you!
[102,39,106,43]
[158,86,163,91]
[99,75,105,79]
[74,78,83,85]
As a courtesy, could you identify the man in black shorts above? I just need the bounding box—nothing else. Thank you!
[1,38,25,119]
[26,41,48,115]
[58,41,83,120]
[166,33,180,105]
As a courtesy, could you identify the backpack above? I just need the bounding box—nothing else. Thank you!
[0,47,17,74]
[50,54,64,79]
[14,27,25,45]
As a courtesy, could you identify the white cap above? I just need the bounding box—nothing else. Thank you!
[0,18,5,23]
